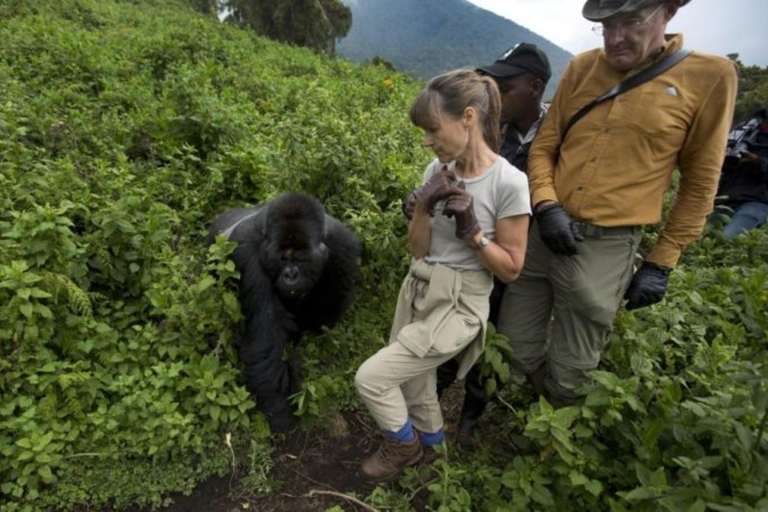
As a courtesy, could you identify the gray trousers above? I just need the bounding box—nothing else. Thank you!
[496,221,641,404]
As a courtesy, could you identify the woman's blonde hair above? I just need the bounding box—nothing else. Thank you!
[409,69,501,152]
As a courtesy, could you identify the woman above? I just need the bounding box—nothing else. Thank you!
[355,69,531,481]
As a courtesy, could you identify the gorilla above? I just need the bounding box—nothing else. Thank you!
[209,192,362,431]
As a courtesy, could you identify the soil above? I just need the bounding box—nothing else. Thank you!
[125,382,471,512]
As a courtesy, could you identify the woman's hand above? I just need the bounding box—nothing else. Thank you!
[442,187,481,240]
[414,168,457,215]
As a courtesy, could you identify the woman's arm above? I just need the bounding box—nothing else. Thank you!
[471,215,529,283]
[408,201,432,259]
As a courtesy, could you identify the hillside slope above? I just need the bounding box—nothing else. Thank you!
[337,0,573,95]
[0,0,424,509]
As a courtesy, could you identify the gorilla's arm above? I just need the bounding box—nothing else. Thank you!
[298,216,363,331]
[232,239,297,431]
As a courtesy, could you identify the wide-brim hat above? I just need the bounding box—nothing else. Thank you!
[582,0,690,22]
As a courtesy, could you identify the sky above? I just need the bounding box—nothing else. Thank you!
[467,0,768,67]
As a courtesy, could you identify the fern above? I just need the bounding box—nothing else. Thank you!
[41,272,93,317]
[38,391,59,421]
[57,371,91,391]
[62,393,84,418]
[93,244,114,273]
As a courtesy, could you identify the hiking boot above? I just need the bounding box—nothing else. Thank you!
[456,417,478,452]
[525,365,547,397]
[361,436,423,481]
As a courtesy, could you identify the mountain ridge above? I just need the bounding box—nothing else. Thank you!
[337,0,574,95]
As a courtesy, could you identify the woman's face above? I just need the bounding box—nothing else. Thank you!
[420,111,469,163]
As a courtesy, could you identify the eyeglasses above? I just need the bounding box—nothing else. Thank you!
[591,4,664,37]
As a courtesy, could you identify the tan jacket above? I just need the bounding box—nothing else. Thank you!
[529,34,738,267]
[390,259,492,379]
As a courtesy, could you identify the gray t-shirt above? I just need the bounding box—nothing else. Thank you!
[424,156,531,271]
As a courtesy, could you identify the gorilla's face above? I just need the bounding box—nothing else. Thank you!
[262,238,329,300]
[259,194,330,300]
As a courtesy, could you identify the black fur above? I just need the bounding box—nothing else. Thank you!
[209,193,362,431]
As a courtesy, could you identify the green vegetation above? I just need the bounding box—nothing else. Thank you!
[0,0,424,509]
[217,0,352,55]
[1,1,767,511]
[730,55,768,122]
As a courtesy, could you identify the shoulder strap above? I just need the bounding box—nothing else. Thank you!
[562,48,693,138]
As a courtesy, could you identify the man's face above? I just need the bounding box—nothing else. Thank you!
[601,3,669,72]
[496,74,539,125]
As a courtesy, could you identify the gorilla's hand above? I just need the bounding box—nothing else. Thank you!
[402,190,417,220]
[442,187,481,240]
[415,167,457,215]
[260,391,298,433]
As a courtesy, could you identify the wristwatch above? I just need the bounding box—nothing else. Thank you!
[476,235,491,250]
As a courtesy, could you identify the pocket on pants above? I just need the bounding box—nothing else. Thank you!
[560,235,639,329]
[616,236,641,302]
[428,309,481,356]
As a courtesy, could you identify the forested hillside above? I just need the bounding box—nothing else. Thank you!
[1,1,767,511]
[0,0,426,509]
[336,0,573,95]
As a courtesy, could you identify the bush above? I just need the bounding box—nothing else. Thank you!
[0,0,426,509]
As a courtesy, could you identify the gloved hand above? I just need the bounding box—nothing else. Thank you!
[624,261,672,310]
[402,190,417,220]
[414,167,457,215]
[442,186,481,240]
[535,202,584,255]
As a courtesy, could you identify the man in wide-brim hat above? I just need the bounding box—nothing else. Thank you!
[495,0,738,407]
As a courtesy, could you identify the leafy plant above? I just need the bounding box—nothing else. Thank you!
[0,0,425,509]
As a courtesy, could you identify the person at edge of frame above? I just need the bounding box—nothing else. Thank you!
[355,69,531,482]
[712,101,768,238]
[434,42,553,449]
[495,0,737,409]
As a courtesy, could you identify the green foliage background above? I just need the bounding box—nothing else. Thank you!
[0,0,426,509]
[1,1,767,511]
[222,0,352,54]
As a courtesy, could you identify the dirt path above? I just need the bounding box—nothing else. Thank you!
[127,383,468,512]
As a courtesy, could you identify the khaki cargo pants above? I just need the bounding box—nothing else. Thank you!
[355,260,492,434]
[496,221,641,404]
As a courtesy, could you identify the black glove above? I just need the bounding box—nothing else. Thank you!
[442,187,481,240]
[624,261,672,310]
[535,202,584,255]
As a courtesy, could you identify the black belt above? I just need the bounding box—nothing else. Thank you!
[573,222,640,238]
